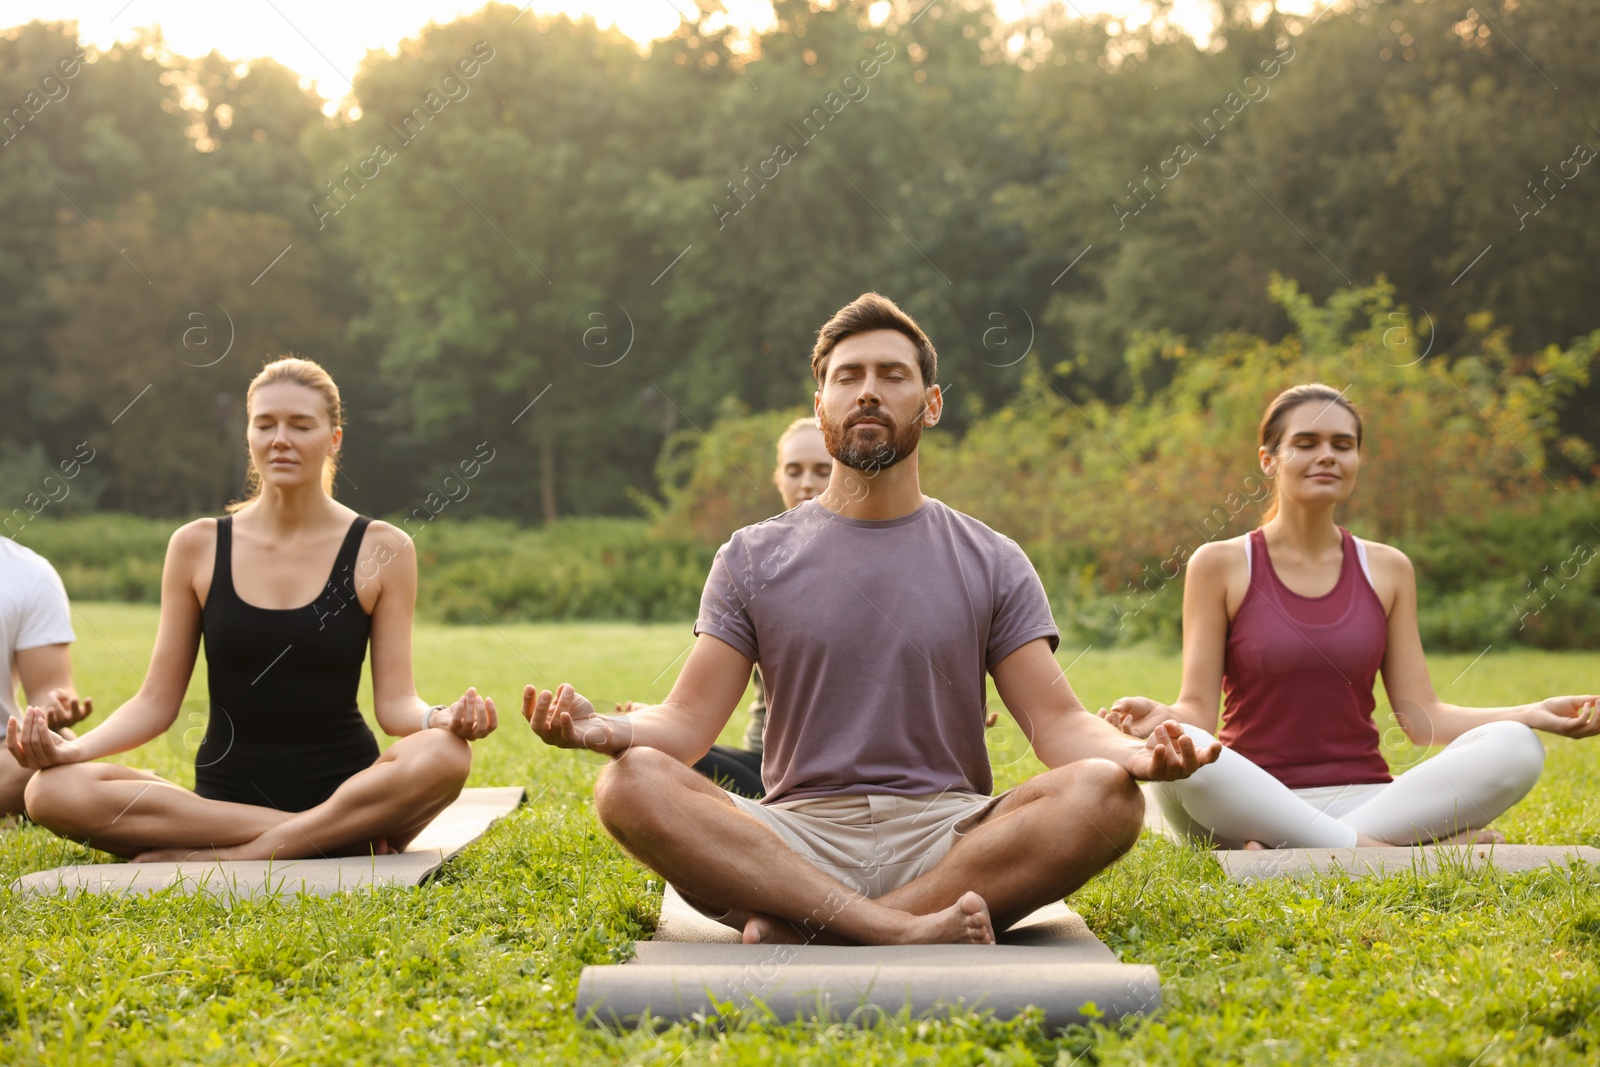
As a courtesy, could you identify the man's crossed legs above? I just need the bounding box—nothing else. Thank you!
[593,747,1145,946]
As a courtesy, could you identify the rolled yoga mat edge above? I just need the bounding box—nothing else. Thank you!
[579,885,1159,1029]
[575,960,1162,1030]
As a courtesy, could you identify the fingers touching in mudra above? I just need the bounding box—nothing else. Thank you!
[1526,695,1600,738]
[1098,696,1169,739]
[1134,720,1221,780]
[5,706,85,769]
[523,683,623,754]
[437,687,498,740]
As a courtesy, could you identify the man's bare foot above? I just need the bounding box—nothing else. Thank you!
[743,892,996,947]
[1243,840,1266,850]
[743,913,806,945]
[897,891,995,945]
[742,912,854,945]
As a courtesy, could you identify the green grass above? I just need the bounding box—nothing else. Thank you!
[3,604,1598,1065]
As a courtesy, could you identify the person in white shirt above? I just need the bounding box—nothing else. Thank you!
[1,537,92,820]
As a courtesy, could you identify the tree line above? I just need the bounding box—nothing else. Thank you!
[2,0,1596,526]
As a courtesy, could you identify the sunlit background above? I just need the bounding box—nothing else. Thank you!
[13,1,1320,106]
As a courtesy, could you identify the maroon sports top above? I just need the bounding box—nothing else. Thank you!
[1219,525,1391,788]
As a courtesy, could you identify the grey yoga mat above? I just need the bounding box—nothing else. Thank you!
[12,785,525,899]
[1218,842,1600,882]
[576,885,1162,1029]
[1140,783,1600,882]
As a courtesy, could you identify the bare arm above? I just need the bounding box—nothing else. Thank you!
[8,521,208,767]
[992,637,1219,781]
[524,633,752,763]
[366,523,495,740]
[365,526,430,735]
[1377,544,1600,744]
[1101,540,1236,737]
[14,643,91,729]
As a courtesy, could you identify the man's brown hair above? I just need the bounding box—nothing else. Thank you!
[810,292,938,388]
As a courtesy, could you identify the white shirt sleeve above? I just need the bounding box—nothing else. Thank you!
[15,561,75,650]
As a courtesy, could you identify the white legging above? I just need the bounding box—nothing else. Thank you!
[1150,721,1546,848]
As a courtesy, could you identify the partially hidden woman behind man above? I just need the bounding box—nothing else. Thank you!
[1102,383,1600,849]
[7,356,498,860]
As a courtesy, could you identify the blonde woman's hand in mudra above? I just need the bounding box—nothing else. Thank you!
[5,705,87,769]
[435,686,498,740]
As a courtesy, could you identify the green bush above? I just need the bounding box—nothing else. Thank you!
[1055,486,1600,652]
[656,278,1600,651]
[646,400,810,545]
[14,513,174,603]
[15,514,714,624]
[411,517,713,623]
[17,278,1600,647]
[1408,486,1600,650]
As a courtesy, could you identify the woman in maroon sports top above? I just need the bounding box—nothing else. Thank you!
[1102,383,1600,849]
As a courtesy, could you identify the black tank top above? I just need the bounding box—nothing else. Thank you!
[194,514,381,812]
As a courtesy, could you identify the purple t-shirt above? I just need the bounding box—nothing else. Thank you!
[694,497,1059,803]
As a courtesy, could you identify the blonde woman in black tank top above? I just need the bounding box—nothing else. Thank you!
[8,358,498,861]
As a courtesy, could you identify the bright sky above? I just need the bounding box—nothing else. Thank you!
[9,1,1320,106]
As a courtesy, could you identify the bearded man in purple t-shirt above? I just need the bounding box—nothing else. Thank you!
[524,292,1219,946]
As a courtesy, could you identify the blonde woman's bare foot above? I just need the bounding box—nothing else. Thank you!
[347,836,394,856]
[1243,840,1267,850]
[131,845,231,864]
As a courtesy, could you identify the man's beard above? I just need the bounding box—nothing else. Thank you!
[820,406,922,473]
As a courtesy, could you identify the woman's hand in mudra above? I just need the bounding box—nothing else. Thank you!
[1098,696,1176,739]
[5,705,88,769]
[1524,695,1600,738]
[436,686,498,741]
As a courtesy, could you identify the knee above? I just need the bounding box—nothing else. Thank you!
[1054,757,1145,851]
[23,764,92,836]
[412,729,472,790]
[594,746,678,834]
[1483,720,1545,794]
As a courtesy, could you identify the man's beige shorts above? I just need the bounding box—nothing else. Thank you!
[718,788,1009,899]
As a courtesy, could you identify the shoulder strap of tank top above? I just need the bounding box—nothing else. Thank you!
[209,515,237,604]
[332,516,373,577]
[1340,526,1375,588]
